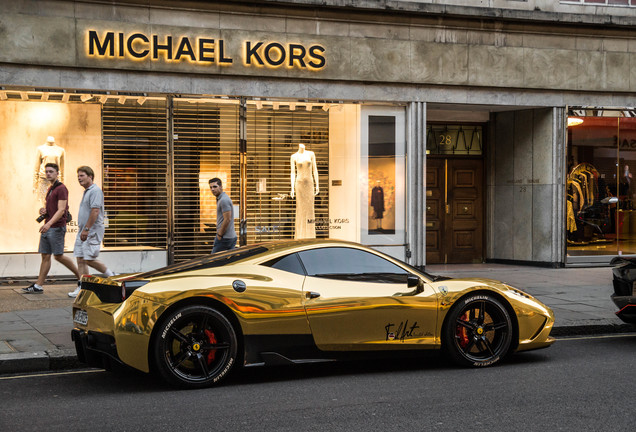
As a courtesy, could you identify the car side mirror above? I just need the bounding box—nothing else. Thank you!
[407,274,424,293]
[394,274,424,297]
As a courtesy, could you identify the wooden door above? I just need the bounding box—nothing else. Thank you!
[426,158,483,264]
[425,159,444,264]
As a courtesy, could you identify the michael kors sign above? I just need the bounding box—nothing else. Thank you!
[87,30,326,70]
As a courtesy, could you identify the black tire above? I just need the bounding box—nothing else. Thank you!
[443,294,513,367]
[153,305,238,388]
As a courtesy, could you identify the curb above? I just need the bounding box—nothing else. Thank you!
[0,348,82,375]
[1,324,635,375]
[550,323,636,337]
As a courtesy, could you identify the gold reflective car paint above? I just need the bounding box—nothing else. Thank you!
[429,277,555,351]
[72,239,555,375]
[113,296,166,372]
[74,263,315,372]
[303,276,439,350]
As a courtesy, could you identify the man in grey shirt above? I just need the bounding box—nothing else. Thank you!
[209,177,237,253]
[68,165,115,298]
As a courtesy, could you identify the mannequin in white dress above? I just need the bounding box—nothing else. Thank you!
[34,136,65,204]
[290,143,319,239]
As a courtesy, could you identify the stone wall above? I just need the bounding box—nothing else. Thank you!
[0,0,634,101]
[258,0,636,23]
[488,108,565,265]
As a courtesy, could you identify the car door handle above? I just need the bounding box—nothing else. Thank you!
[306,291,321,299]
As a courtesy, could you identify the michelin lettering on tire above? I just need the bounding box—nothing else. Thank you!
[213,358,234,383]
[443,293,513,368]
[474,356,500,367]
[161,312,181,339]
[466,295,489,304]
[152,305,238,388]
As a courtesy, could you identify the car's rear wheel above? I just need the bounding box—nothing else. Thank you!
[443,294,513,367]
[153,305,238,388]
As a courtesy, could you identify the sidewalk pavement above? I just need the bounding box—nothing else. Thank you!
[0,264,632,374]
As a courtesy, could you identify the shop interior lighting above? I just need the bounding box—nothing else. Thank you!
[567,117,584,127]
[305,103,313,112]
[137,96,147,106]
[80,94,92,102]
[61,93,70,102]
[0,91,7,101]
[19,92,28,101]
[255,100,263,109]
[272,102,280,110]
[99,95,108,104]
[322,104,330,112]
[118,96,126,104]
[289,102,296,111]
[41,93,49,102]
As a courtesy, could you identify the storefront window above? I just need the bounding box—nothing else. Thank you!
[0,98,102,253]
[567,111,636,258]
[367,116,397,235]
[246,103,329,243]
[0,94,170,255]
[0,93,407,263]
[360,107,406,259]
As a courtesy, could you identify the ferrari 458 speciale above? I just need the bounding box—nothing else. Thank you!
[71,240,554,388]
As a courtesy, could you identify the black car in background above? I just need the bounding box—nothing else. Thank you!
[610,257,636,324]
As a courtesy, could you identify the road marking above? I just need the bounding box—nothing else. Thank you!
[0,369,104,380]
[556,333,636,341]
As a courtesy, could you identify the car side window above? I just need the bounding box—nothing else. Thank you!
[262,253,306,276]
[297,247,408,283]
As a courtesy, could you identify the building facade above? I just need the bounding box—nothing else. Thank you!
[1,0,635,277]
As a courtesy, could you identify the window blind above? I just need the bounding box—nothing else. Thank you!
[173,100,240,261]
[102,99,169,249]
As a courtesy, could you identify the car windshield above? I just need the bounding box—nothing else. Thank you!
[138,245,270,278]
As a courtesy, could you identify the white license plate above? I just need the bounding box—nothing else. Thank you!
[74,309,88,326]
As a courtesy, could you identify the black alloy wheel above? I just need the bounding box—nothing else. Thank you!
[443,294,513,367]
[153,305,238,388]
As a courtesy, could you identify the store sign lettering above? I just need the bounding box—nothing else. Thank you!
[310,218,350,231]
[619,138,636,149]
[87,30,326,70]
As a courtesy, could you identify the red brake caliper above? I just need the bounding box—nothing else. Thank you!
[204,329,217,363]
[457,311,470,347]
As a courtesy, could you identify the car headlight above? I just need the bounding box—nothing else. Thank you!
[507,286,533,299]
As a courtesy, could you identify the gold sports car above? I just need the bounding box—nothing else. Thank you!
[71,239,555,388]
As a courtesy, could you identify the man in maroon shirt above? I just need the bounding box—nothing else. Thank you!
[23,163,80,293]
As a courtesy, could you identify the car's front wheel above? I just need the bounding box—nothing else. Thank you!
[443,294,513,367]
[153,305,238,388]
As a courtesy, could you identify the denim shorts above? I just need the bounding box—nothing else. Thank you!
[38,226,66,256]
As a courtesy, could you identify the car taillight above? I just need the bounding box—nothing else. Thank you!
[121,280,150,300]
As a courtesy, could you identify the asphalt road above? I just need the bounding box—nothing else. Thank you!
[1,334,634,431]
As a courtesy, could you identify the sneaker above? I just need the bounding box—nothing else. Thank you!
[22,284,43,294]
[68,281,81,298]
